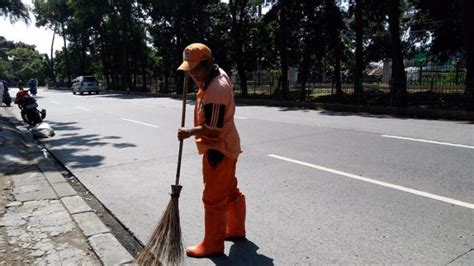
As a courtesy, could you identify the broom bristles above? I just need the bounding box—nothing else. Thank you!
[135,186,183,266]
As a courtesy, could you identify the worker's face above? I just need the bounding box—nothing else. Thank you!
[188,63,210,83]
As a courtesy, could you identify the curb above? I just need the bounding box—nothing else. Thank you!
[64,88,474,121]
[1,113,134,265]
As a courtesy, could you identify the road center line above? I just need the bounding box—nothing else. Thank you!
[50,100,60,104]
[75,106,91,112]
[268,154,474,210]
[120,118,159,128]
[381,135,474,149]
[235,116,249,120]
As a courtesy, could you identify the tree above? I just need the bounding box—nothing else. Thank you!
[388,0,407,106]
[347,0,388,100]
[0,37,14,79]
[353,0,363,98]
[324,0,345,96]
[296,1,323,100]
[6,45,47,82]
[0,0,29,23]
[229,0,256,96]
[142,0,233,94]
[1,38,47,82]
[264,0,292,97]
[409,0,473,96]
[460,0,474,96]
[33,0,74,86]
[114,0,134,92]
[277,0,290,96]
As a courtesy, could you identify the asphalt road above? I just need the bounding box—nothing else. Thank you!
[9,89,474,264]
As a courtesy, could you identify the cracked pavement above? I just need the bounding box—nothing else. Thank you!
[0,115,100,264]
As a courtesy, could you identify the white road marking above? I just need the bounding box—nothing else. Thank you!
[120,118,159,128]
[235,116,249,120]
[268,154,474,210]
[382,135,474,150]
[50,100,60,104]
[75,106,92,112]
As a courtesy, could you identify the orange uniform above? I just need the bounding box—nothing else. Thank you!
[194,67,241,159]
[192,66,245,255]
[178,43,246,258]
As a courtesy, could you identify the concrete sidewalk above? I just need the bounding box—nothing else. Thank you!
[0,108,134,265]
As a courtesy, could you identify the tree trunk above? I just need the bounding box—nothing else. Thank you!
[278,1,290,97]
[388,0,407,106]
[72,31,84,74]
[50,26,57,86]
[99,31,111,89]
[109,48,117,90]
[105,73,110,90]
[300,1,319,101]
[112,47,119,90]
[122,38,129,92]
[323,0,343,96]
[175,21,183,95]
[334,43,342,96]
[299,61,309,101]
[354,0,364,98]
[300,34,311,101]
[230,0,248,96]
[121,2,131,93]
[163,73,169,93]
[132,71,136,89]
[142,60,147,91]
[462,0,474,96]
[81,33,88,74]
[61,22,72,87]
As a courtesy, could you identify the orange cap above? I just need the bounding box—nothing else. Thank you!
[177,43,212,71]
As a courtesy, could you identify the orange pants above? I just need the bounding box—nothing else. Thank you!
[186,151,245,257]
[202,151,242,213]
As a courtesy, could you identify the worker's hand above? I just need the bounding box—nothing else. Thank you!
[178,127,192,141]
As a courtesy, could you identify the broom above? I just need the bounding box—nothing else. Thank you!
[135,73,189,266]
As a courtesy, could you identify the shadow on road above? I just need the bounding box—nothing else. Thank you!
[209,239,274,266]
[91,92,152,100]
[43,121,138,169]
[318,109,401,119]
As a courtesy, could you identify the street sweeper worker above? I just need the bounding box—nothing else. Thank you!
[177,43,246,258]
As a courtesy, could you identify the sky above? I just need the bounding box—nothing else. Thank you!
[1,0,63,55]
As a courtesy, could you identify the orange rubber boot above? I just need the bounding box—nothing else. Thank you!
[186,210,226,258]
[225,195,246,240]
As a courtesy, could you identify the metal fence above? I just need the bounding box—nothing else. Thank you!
[110,60,473,111]
[227,62,472,110]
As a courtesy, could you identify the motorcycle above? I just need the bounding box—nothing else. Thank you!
[17,95,46,126]
[28,79,38,96]
[1,81,11,106]
[2,88,12,107]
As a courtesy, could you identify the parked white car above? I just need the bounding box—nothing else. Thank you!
[72,76,100,95]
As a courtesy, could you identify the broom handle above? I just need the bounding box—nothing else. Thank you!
[175,73,189,185]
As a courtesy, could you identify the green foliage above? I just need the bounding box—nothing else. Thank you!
[1,0,466,96]
[409,0,464,61]
[0,0,29,23]
[0,41,47,82]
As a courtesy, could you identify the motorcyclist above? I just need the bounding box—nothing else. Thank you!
[15,85,46,125]
[15,86,30,104]
[28,78,38,96]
